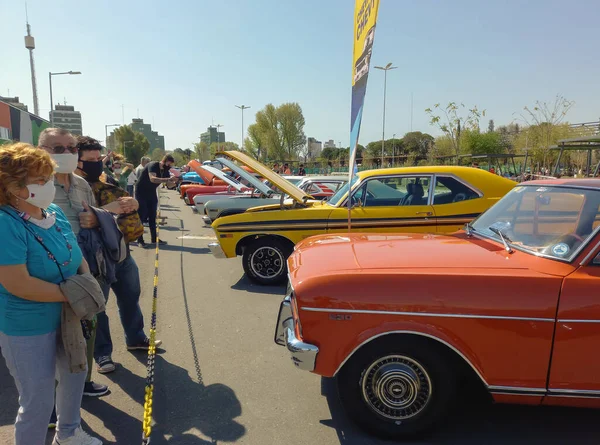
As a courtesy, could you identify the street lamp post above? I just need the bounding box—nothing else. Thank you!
[392,133,396,166]
[374,63,397,167]
[105,124,120,152]
[235,105,251,151]
[48,71,81,124]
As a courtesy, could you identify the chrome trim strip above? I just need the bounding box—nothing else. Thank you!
[488,385,546,394]
[558,319,600,324]
[580,239,600,266]
[332,330,488,387]
[301,307,554,323]
[549,389,600,395]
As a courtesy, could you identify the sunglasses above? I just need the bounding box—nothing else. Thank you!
[43,145,79,154]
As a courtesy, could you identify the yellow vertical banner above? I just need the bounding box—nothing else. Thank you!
[348,0,380,224]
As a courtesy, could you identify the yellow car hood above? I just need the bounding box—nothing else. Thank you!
[218,150,312,203]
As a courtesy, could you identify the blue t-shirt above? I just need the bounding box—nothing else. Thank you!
[0,204,83,336]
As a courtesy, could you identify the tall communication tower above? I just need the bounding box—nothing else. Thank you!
[24,4,39,116]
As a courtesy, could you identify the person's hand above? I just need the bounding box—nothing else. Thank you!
[79,201,99,229]
[102,200,123,214]
[118,197,138,212]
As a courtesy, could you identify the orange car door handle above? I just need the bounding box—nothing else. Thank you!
[416,211,433,216]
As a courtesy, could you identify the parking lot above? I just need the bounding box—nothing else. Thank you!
[1,189,599,445]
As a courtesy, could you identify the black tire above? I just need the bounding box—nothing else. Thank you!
[242,237,291,285]
[337,337,456,440]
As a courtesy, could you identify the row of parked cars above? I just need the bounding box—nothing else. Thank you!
[179,152,600,439]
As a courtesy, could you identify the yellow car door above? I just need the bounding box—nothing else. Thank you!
[327,174,436,233]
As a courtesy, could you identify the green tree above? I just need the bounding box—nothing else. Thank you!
[430,136,456,162]
[463,129,505,155]
[244,124,265,160]
[516,95,574,168]
[150,147,166,161]
[193,141,210,161]
[278,103,306,158]
[252,103,306,160]
[425,102,485,155]
[402,132,434,158]
[113,125,149,165]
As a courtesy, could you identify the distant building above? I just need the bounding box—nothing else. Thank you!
[0,98,50,145]
[50,104,82,136]
[0,96,28,112]
[307,137,322,159]
[201,126,225,145]
[323,139,336,149]
[130,118,165,150]
[107,118,166,152]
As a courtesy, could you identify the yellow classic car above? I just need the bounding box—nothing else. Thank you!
[209,151,516,285]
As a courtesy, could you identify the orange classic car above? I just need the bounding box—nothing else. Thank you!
[275,179,600,439]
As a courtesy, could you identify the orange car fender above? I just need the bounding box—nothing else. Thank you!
[318,318,487,386]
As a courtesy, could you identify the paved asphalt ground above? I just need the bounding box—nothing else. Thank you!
[1,189,599,444]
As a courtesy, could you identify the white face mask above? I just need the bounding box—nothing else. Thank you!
[52,153,79,174]
[113,168,123,175]
[23,179,56,210]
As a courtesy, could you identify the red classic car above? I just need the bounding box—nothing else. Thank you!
[275,179,600,439]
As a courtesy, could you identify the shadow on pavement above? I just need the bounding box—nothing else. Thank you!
[319,377,600,445]
[0,351,19,428]
[161,226,190,232]
[101,354,245,444]
[231,276,286,296]
[158,245,210,254]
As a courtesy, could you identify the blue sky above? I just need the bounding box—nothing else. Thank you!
[2,0,599,151]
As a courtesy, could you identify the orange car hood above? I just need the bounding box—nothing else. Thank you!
[289,232,575,278]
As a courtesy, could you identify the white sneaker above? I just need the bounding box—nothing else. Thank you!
[52,426,102,445]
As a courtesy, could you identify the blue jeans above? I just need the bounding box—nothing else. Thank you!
[0,330,86,444]
[127,184,134,197]
[94,254,146,360]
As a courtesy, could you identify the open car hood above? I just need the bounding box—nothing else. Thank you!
[187,160,217,184]
[216,156,273,196]
[218,151,312,203]
[200,165,246,192]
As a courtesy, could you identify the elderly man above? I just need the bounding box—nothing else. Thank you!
[38,128,114,401]
[40,129,161,371]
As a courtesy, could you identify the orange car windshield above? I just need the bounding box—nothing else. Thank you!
[472,185,600,261]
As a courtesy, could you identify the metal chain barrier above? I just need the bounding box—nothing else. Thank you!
[142,203,161,444]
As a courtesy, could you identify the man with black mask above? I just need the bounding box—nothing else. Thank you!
[135,155,178,247]
[76,136,162,376]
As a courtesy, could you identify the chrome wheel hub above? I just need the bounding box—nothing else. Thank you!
[250,246,283,279]
[361,355,432,421]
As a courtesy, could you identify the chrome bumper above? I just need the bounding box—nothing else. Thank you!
[208,242,226,259]
[202,215,212,225]
[274,295,318,372]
